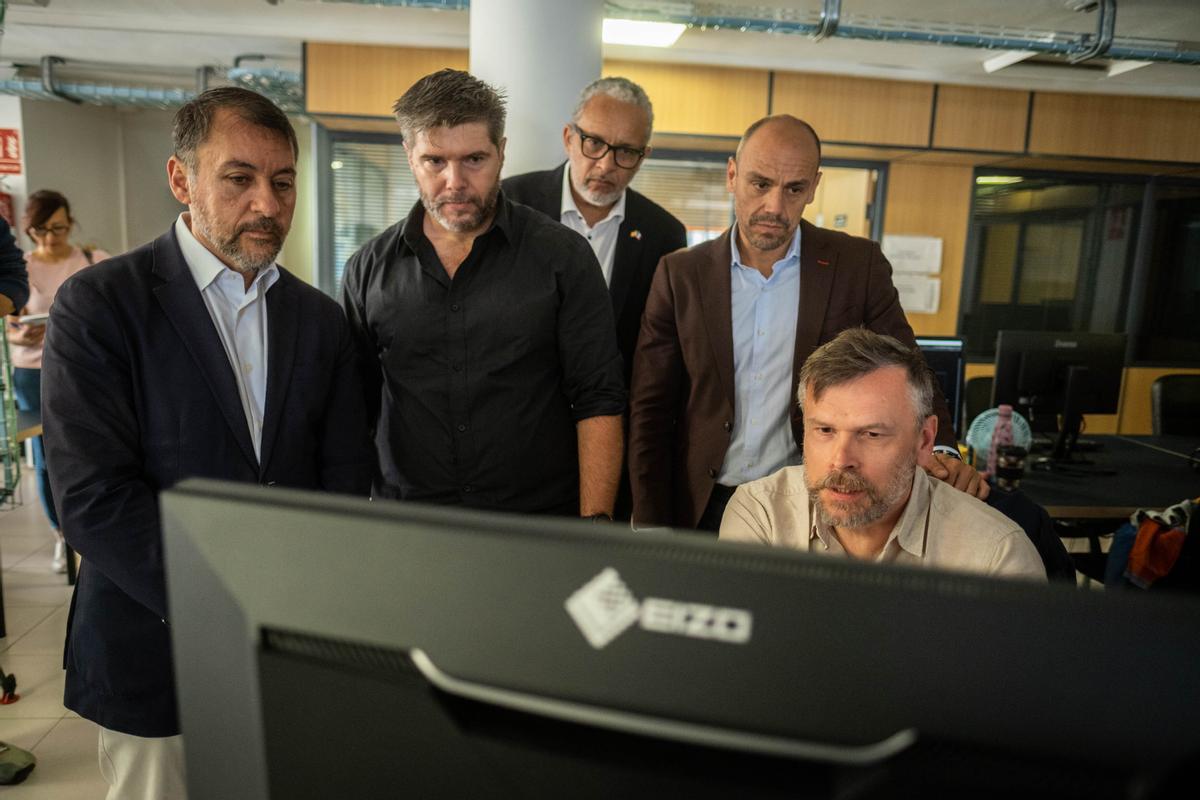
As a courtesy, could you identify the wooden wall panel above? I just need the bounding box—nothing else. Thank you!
[306,43,468,117]
[1118,367,1200,435]
[602,59,769,137]
[883,162,973,336]
[771,73,934,147]
[932,86,1029,153]
[1028,92,1200,163]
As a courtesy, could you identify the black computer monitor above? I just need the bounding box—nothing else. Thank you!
[916,336,965,438]
[161,479,1200,799]
[991,331,1126,462]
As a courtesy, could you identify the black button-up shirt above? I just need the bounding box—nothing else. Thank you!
[342,195,626,514]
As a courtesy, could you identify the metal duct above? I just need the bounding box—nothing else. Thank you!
[0,56,303,111]
[311,0,1200,65]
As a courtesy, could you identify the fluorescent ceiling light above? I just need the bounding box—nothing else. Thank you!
[603,19,686,48]
[975,176,1024,185]
[983,50,1037,73]
[1107,60,1152,77]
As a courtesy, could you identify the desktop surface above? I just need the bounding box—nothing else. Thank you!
[1016,435,1200,519]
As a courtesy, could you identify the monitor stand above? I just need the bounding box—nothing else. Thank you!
[1033,366,1116,476]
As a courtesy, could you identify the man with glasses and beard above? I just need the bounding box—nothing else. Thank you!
[41,87,373,798]
[503,77,686,520]
[342,69,625,519]
[719,328,1044,579]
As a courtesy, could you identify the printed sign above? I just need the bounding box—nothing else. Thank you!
[0,129,21,175]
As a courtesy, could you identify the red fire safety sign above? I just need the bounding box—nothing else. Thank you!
[0,129,22,174]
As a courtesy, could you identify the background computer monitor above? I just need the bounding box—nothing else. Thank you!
[162,479,1200,799]
[991,331,1127,459]
[916,336,965,438]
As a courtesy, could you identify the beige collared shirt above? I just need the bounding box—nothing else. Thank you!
[719,465,1047,580]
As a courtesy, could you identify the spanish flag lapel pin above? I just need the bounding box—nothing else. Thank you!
[630,230,643,240]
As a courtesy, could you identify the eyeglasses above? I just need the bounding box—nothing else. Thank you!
[571,125,646,170]
[30,224,70,237]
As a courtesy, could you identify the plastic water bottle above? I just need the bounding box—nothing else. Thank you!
[987,404,1014,478]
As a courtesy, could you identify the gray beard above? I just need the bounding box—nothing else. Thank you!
[810,464,914,530]
[423,183,500,234]
[190,209,281,275]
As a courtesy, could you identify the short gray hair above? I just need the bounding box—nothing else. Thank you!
[571,76,654,140]
[393,69,507,148]
[798,328,934,428]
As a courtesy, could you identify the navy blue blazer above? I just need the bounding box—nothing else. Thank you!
[502,163,687,385]
[41,227,374,737]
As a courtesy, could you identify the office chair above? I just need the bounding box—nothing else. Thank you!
[962,375,994,440]
[986,488,1077,583]
[1150,374,1200,436]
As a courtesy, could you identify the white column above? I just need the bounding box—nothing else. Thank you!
[470,0,604,177]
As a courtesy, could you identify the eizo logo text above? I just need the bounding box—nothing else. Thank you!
[565,568,753,650]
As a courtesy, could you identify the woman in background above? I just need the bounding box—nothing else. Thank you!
[6,190,109,573]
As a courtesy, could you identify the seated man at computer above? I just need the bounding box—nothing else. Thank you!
[719,328,1046,580]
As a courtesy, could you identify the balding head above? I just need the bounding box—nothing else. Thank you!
[735,115,822,164]
[726,114,823,268]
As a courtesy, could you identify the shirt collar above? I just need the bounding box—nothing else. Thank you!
[174,213,279,296]
[400,192,514,252]
[730,223,801,273]
[560,165,626,228]
[808,467,929,560]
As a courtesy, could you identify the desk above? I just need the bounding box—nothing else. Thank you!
[1017,435,1200,520]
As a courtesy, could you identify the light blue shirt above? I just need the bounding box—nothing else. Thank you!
[174,214,279,461]
[717,225,802,486]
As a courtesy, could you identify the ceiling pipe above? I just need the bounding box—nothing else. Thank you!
[811,0,840,43]
[1069,0,1116,63]
[41,55,81,104]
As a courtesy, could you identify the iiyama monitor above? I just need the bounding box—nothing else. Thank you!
[162,480,1200,799]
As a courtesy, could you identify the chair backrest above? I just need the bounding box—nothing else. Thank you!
[962,375,994,439]
[1151,374,1200,436]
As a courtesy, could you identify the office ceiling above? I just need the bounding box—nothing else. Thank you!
[1,0,1198,99]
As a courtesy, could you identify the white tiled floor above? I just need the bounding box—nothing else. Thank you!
[0,471,106,798]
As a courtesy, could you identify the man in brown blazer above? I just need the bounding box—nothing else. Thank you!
[629,114,983,531]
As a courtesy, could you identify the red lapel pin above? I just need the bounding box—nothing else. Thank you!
[817,258,830,267]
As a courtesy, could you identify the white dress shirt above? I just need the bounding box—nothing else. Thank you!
[174,214,278,461]
[559,166,626,287]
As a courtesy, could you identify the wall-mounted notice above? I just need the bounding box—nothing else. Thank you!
[881,234,942,275]
[893,274,941,315]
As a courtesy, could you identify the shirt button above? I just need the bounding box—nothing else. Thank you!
[457,423,468,432]
[242,363,252,375]
[463,485,473,493]
[450,303,460,312]
[452,362,462,372]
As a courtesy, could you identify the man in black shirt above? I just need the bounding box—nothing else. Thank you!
[342,69,626,518]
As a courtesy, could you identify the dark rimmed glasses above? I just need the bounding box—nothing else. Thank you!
[30,223,71,237]
[571,124,646,169]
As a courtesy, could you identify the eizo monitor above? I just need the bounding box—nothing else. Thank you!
[162,480,1200,799]
[991,331,1126,462]
[915,336,965,438]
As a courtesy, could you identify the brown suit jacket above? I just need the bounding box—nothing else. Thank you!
[628,220,956,529]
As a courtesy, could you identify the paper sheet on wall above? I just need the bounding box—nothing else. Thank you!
[881,234,943,274]
[893,274,941,314]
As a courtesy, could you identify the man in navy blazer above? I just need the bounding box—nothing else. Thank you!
[42,88,373,798]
